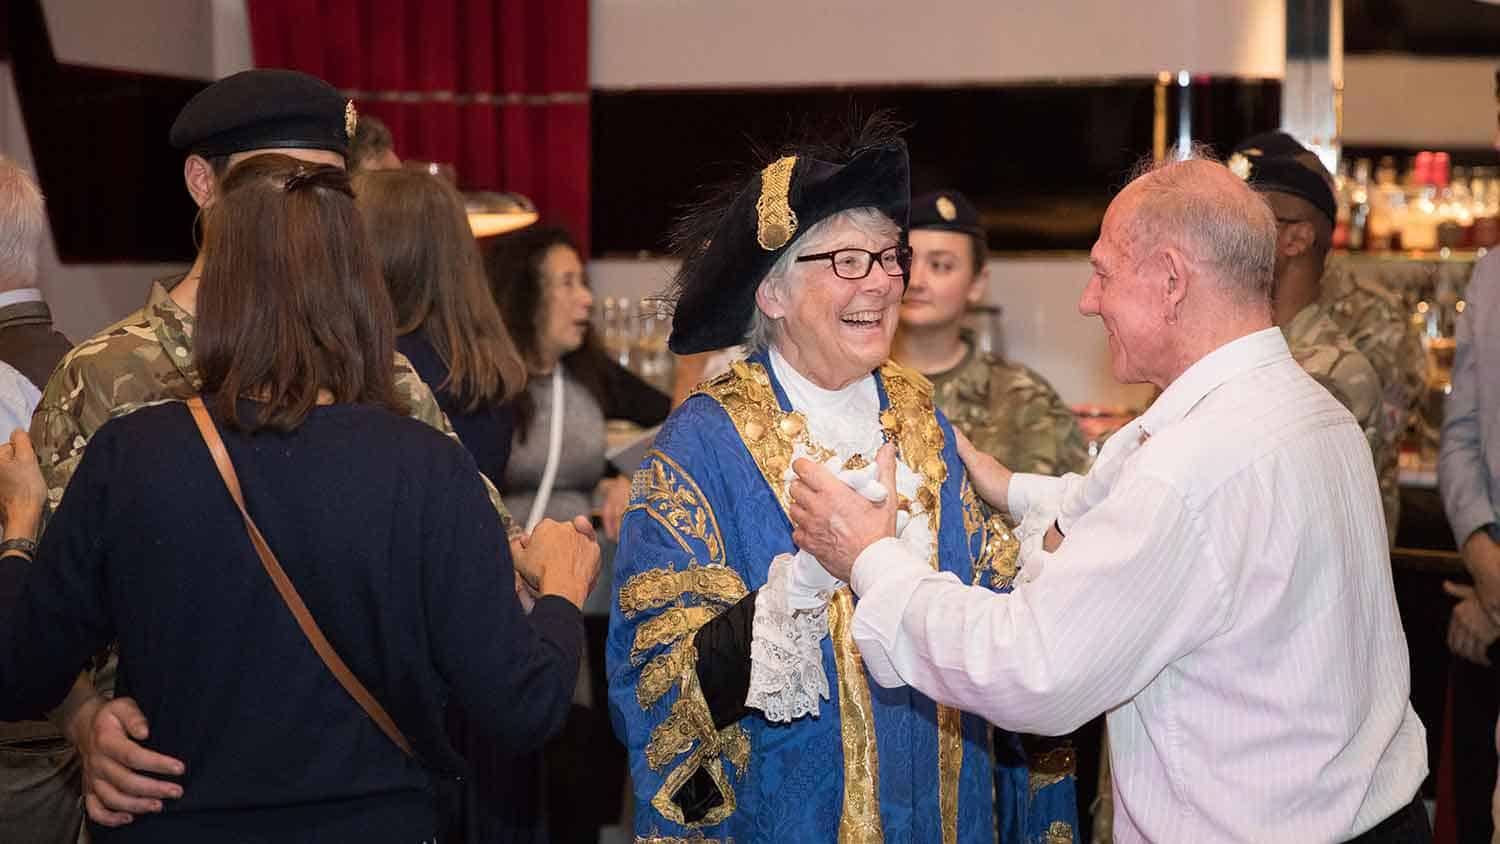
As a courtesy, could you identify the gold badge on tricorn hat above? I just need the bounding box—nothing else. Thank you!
[345,100,358,139]
[756,156,799,251]
[936,196,957,221]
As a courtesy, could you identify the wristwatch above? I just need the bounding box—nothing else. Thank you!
[0,537,37,559]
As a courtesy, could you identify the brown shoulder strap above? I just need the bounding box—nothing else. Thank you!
[185,397,414,758]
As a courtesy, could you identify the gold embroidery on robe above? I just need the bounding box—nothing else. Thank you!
[693,359,965,842]
[880,363,963,844]
[1027,746,1078,799]
[633,606,720,666]
[619,566,748,618]
[628,451,727,565]
[829,589,884,844]
[975,515,1021,590]
[646,644,751,827]
[1044,820,1075,844]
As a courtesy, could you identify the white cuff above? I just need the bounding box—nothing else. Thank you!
[746,553,832,723]
[850,535,933,598]
[848,536,958,689]
[785,549,845,611]
[1008,472,1064,519]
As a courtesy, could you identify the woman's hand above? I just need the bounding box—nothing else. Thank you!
[596,475,632,542]
[0,429,45,540]
[531,517,602,610]
[954,428,1012,515]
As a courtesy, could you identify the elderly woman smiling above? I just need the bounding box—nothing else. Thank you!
[605,121,1077,843]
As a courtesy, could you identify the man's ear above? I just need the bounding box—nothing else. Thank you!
[1159,247,1191,321]
[1279,220,1316,259]
[184,155,217,208]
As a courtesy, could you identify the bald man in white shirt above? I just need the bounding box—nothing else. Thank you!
[789,155,1429,843]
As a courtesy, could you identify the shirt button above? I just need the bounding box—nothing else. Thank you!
[174,346,189,358]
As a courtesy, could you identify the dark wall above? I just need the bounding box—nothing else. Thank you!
[8,0,205,264]
[1346,0,1500,56]
[591,79,1280,256]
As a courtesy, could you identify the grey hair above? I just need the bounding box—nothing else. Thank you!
[0,156,46,290]
[743,206,901,353]
[1121,146,1278,309]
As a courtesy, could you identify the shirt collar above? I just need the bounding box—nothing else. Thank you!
[0,288,44,310]
[1138,327,1289,438]
[145,278,201,389]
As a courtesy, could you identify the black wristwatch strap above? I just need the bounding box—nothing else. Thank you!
[0,537,37,559]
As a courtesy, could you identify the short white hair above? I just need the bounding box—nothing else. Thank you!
[1123,149,1277,309]
[744,206,900,353]
[0,156,46,290]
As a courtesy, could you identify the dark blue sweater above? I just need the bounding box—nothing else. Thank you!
[0,398,583,843]
[397,333,516,485]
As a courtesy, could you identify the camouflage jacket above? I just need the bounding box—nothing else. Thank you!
[33,278,516,535]
[1321,263,1426,544]
[927,338,1089,477]
[1282,301,1391,540]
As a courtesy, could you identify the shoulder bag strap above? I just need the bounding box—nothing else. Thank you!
[185,396,414,758]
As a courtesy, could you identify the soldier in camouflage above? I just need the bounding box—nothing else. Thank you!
[892,190,1088,478]
[1229,137,1390,541]
[1321,261,1427,547]
[21,70,523,835]
[1282,299,1385,464]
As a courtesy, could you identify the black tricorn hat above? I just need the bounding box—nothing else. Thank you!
[170,69,354,159]
[666,120,910,355]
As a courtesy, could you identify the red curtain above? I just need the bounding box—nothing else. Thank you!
[246,0,590,252]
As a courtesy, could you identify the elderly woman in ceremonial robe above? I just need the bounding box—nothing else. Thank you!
[606,121,1077,843]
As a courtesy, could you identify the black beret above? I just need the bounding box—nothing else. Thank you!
[170,69,353,158]
[1231,131,1310,160]
[910,189,984,237]
[667,138,910,355]
[1228,134,1337,227]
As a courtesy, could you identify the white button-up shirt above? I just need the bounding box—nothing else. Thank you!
[850,328,1427,842]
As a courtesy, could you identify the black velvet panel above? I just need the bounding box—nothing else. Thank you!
[692,590,758,731]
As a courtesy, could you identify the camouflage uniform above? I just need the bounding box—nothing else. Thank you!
[927,334,1089,477]
[33,277,516,533]
[1283,301,1390,540]
[1320,262,1426,547]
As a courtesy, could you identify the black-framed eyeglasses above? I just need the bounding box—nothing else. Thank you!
[1275,217,1308,226]
[794,245,913,280]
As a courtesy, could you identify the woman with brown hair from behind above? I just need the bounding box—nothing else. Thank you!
[0,154,598,844]
[354,167,548,843]
[354,168,527,492]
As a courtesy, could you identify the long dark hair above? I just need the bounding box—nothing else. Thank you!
[354,168,526,411]
[195,154,405,432]
[484,224,612,441]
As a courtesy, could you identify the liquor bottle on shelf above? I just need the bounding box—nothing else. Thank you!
[1343,159,1372,251]
[1367,156,1405,252]
[1333,160,1351,250]
[1402,151,1440,252]
[1437,159,1471,250]
[1428,154,1464,248]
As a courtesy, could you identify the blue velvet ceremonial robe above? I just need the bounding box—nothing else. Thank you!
[607,352,1076,843]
